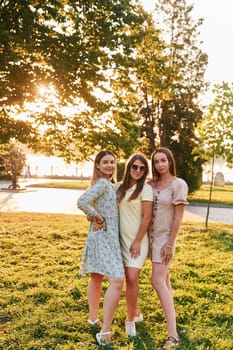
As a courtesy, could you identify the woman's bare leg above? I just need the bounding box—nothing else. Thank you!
[125,267,141,321]
[87,273,103,321]
[151,263,178,338]
[101,276,124,332]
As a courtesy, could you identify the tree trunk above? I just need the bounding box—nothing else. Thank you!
[205,155,215,230]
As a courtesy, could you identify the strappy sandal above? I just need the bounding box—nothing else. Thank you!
[133,311,143,323]
[88,318,102,327]
[162,336,180,349]
[96,331,111,346]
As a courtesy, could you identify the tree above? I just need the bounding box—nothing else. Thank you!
[136,0,208,192]
[0,143,26,189]
[0,111,37,145]
[0,0,147,159]
[197,82,233,228]
[134,15,172,155]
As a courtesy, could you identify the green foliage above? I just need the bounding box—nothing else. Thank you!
[0,112,37,145]
[198,82,233,166]
[117,162,126,182]
[0,0,144,105]
[133,15,170,155]
[157,0,208,192]
[197,82,233,227]
[171,140,203,193]
[0,213,232,349]
[0,0,147,159]
[136,0,208,192]
[0,0,209,178]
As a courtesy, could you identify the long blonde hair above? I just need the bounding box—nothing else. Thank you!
[91,150,117,185]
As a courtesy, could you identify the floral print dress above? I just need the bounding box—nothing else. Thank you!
[77,178,124,278]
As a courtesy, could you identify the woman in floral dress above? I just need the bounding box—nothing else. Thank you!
[77,150,124,346]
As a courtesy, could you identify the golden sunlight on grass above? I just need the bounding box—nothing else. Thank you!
[0,213,232,349]
[188,185,233,205]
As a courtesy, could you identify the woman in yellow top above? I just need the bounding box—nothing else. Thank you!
[116,153,153,337]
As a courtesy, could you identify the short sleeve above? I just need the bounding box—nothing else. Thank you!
[77,178,107,216]
[141,183,153,201]
[171,178,189,205]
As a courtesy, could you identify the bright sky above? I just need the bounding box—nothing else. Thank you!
[140,0,233,103]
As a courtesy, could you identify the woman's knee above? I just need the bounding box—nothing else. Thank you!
[125,268,140,287]
[126,274,138,287]
[118,277,124,289]
[110,277,124,290]
[151,276,162,291]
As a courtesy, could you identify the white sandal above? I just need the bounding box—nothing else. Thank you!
[96,331,112,346]
[163,336,180,349]
[88,318,102,327]
[134,311,144,323]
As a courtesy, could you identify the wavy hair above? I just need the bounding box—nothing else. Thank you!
[117,153,149,202]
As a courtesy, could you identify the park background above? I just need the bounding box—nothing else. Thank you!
[0,1,233,349]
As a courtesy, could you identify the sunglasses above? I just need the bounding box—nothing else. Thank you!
[131,164,146,172]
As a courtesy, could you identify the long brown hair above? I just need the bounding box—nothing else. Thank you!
[91,150,117,185]
[151,147,176,181]
[117,153,149,202]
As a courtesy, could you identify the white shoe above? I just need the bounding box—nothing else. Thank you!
[134,312,143,323]
[125,320,136,337]
[88,318,102,327]
[96,331,111,346]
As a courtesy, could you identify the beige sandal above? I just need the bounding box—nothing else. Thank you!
[96,331,111,346]
[163,336,180,349]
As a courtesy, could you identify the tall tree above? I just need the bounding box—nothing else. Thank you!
[199,82,233,166]
[134,15,172,155]
[0,0,147,159]
[137,0,208,191]
[198,82,233,228]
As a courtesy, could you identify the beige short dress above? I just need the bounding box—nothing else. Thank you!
[118,183,153,268]
[149,178,188,263]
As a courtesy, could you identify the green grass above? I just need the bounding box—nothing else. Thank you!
[188,185,233,205]
[0,213,232,349]
[28,180,90,190]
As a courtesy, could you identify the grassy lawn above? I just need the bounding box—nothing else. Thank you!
[188,185,233,205]
[27,180,90,190]
[0,213,232,349]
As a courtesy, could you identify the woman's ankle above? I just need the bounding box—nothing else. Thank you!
[168,333,179,340]
[101,325,111,333]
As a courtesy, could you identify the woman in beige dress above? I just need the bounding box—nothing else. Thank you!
[116,153,153,337]
[148,147,188,349]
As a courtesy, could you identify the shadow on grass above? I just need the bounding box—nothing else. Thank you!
[208,227,233,251]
